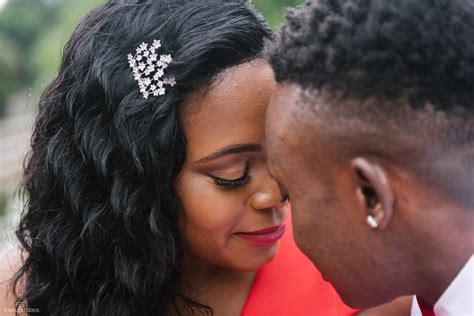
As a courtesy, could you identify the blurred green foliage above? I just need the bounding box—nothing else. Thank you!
[253,0,305,28]
[0,194,6,217]
[0,0,60,114]
[0,34,20,116]
[0,0,304,117]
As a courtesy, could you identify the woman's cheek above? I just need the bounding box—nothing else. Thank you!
[186,197,245,232]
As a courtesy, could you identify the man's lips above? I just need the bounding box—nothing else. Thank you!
[234,225,286,246]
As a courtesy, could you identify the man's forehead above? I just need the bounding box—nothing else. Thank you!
[267,84,296,137]
[270,83,319,134]
[268,84,351,159]
[267,83,318,158]
[273,82,299,98]
[269,83,304,121]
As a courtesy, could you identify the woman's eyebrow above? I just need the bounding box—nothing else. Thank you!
[194,144,261,164]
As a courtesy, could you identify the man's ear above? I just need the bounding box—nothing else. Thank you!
[350,157,395,230]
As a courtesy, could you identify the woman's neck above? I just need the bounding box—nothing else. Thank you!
[178,254,257,315]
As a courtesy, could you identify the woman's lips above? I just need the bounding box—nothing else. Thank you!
[234,225,285,246]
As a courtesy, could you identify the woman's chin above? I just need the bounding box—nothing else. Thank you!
[232,242,281,272]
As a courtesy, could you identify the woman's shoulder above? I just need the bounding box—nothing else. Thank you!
[0,248,23,312]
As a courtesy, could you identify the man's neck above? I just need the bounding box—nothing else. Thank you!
[415,221,473,305]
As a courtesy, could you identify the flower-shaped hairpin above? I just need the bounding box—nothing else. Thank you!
[127,39,176,99]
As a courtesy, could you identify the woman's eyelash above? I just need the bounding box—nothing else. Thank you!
[212,165,251,189]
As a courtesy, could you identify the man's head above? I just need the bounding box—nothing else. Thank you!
[266,0,474,308]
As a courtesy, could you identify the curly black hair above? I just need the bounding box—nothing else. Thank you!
[13,1,271,315]
[269,0,474,111]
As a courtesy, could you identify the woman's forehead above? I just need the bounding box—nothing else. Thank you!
[181,61,275,160]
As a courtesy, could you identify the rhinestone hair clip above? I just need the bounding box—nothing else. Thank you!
[127,39,176,99]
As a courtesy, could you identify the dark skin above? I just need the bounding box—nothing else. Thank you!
[0,63,421,315]
[175,59,288,315]
[1,61,289,316]
[265,84,474,309]
[175,63,411,315]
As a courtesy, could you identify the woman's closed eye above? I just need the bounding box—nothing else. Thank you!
[210,163,251,189]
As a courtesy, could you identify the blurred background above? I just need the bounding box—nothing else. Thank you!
[0,0,305,252]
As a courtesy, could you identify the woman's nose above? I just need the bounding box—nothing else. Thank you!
[249,178,287,211]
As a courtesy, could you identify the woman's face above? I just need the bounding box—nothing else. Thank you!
[175,60,288,272]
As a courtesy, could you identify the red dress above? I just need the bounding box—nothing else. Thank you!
[241,215,357,316]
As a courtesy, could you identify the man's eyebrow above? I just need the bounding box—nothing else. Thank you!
[194,144,261,164]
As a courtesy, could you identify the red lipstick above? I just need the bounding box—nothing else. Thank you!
[234,225,285,246]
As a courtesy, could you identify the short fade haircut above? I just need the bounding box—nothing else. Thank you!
[268,0,474,207]
[269,0,474,111]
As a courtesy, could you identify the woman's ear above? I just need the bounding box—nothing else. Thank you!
[350,157,395,230]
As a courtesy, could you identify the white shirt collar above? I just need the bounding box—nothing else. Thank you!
[411,255,474,316]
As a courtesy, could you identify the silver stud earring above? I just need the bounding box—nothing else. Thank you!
[366,214,379,229]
